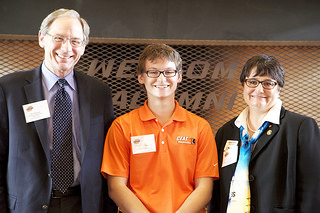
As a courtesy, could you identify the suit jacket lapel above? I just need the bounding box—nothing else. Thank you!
[24,67,50,161]
[251,121,280,161]
[251,108,286,160]
[74,71,91,161]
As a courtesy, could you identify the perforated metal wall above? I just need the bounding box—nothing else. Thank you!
[1,36,319,132]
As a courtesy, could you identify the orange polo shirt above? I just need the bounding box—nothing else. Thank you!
[101,100,219,213]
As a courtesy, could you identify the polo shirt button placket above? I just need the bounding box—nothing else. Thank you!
[161,129,165,145]
[159,127,167,152]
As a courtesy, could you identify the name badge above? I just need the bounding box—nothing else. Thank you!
[222,140,238,167]
[23,100,50,123]
[131,134,156,154]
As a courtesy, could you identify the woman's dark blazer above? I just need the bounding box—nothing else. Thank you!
[210,107,320,213]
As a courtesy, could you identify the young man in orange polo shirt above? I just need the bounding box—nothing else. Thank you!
[101,43,219,213]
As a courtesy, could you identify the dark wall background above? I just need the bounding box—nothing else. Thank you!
[1,0,320,40]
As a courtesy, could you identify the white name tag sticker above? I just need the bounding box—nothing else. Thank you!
[131,134,156,154]
[23,100,50,123]
[222,140,238,168]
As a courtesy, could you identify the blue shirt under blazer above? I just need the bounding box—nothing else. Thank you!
[210,107,320,213]
[0,66,117,213]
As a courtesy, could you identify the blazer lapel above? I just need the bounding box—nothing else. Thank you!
[251,122,279,160]
[24,67,50,161]
[251,108,285,160]
[74,71,91,161]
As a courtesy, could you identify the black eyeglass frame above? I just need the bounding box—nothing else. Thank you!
[143,69,178,78]
[244,79,278,90]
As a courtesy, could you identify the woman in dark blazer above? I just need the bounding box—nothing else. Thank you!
[210,55,320,213]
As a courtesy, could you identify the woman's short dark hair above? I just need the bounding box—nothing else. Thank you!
[240,55,285,88]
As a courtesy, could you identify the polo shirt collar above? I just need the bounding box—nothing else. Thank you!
[139,100,186,122]
[139,100,156,121]
[171,100,186,122]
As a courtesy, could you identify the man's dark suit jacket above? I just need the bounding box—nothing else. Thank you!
[0,66,117,213]
[210,107,320,213]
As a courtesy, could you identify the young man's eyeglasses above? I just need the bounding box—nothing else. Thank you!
[244,79,278,90]
[46,33,84,47]
[143,69,178,78]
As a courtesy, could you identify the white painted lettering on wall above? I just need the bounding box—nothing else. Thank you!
[87,59,239,110]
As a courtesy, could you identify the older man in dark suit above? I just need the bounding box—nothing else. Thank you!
[0,8,117,213]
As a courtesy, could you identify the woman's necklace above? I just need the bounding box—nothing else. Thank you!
[247,116,257,132]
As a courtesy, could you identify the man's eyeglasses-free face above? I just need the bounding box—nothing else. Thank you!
[244,79,278,90]
[143,69,178,78]
[46,33,84,47]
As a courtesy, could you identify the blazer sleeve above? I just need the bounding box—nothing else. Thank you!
[296,117,320,211]
[0,83,9,212]
[209,120,238,213]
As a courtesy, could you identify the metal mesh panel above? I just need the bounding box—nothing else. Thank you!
[1,36,319,133]
[0,39,43,76]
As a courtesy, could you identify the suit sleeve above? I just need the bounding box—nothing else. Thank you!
[103,84,115,135]
[297,117,320,211]
[0,84,9,212]
[101,83,118,213]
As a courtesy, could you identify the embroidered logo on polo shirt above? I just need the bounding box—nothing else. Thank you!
[176,136,196,145]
